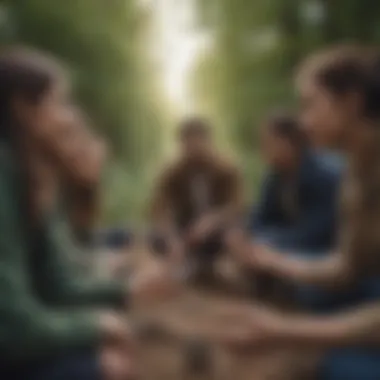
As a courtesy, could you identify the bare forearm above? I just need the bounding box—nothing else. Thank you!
[272,253,351,288]
[277,303,380,348]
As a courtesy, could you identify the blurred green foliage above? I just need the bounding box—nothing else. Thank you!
[192,0,380,199]
[0,0,168,223]
[1,1,380,221]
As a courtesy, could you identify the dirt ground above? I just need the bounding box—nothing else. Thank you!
[126,244,321,380]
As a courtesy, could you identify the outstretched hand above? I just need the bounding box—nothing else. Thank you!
[211,304,286,351]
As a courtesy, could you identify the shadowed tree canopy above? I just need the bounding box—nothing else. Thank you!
[0,0,379,220]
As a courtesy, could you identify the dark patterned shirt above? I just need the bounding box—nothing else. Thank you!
[151,155,242,229]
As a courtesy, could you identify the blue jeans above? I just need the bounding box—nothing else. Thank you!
[0,351,101,380]
[252,233,380,379]
[318,278,380,380]
[292,269,380,380]
[259,241,380,380]
[319,348,380,380]
[292,273,380,380]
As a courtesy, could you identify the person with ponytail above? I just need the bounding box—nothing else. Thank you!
[0,47,175,380]
[221,46,380,379]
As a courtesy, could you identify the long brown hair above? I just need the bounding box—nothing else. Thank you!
[0,47,62,222]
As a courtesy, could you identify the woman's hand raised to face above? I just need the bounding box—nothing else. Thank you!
[68,135,107,187]
[42,108,107,187]
[56,128,107,188]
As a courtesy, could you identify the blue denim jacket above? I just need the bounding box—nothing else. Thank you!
[248,151,344,252]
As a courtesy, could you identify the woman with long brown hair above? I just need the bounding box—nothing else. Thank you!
[0,47,174,380]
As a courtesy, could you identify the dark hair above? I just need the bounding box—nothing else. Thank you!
[0,47,62,222]
[0,47,61,140]
[298,45,380,120]
[266,111,308,150]
[178,117,211,139]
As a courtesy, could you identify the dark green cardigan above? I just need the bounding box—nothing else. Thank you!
[0,144,126,362]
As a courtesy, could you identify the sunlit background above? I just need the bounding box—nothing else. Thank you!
[0,0,379,223]
[143,0,213,114]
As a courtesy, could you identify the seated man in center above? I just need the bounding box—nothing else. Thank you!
[150,117,243,284]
